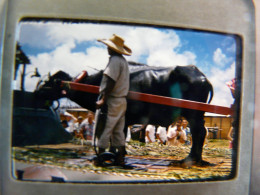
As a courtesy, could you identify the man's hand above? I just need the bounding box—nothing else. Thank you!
[96,97,105,109]
[96,75,115,109]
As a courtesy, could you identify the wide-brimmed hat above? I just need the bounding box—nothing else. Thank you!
[98,34,132,56]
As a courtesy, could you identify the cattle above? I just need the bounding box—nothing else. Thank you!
[36,61,213,166]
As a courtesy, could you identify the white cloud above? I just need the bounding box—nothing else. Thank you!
[125,27,196,66]
[17,22,236,109]
[213,48,226,66]
[147,50,196,67]
[17,22,198,91]
[213,48,233,67]
[21,43,110,91]
[207,62,235,107]
[17,38,107,91]
[84,46,108,70]
[19,22,60,49]
[19,22,134,49]
[19,22,196,67]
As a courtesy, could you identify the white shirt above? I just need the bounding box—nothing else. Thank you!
[167,125,187,146]
[156,126,167,142]
[126,127,131,142]
[66,119,76,133]
[145,125,156,143]
[81,119,95,137]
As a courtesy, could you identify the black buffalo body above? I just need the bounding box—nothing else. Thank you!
[36,62,213,165]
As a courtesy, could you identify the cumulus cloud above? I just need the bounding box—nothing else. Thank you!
[19,22,134,49]
[19,22,196,67]
[213,48,233,68]
[16,21,236,109]
[147,50,196,67]
[21,43,109,91]
[17,22,198,91]
[19,22,62,49]
[126,27,196,66]
[207,62,235,107]
[213,48,226,66]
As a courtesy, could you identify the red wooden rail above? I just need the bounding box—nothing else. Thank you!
[61,81,233,115]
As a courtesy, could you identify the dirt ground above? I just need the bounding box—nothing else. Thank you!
[12,138,234,182]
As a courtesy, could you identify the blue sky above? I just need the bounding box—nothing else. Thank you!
[15,21,237,108]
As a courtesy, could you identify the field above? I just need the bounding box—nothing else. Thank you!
[12,139,234,182]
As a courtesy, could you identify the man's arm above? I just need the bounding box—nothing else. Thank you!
[146,130,152,143]
[96,75,115,109]
[156,133,164,144]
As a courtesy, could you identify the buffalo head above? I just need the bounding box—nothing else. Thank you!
[35,71,73,104]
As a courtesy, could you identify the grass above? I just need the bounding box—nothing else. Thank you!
[12,139,234,181]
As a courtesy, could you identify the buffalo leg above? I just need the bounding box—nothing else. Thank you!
[184,115,207,165]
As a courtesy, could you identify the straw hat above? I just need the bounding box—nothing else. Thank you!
[98,34,132,56]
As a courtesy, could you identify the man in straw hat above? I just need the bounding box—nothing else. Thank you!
[95,34,132,167]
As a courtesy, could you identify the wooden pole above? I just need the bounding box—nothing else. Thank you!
[61,81,233,116]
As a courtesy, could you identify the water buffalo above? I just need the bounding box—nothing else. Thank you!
[36,61,213,166]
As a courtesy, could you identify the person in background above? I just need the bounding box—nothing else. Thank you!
[126,126,132,143]
[156,126,167,145]
[227,126,234,149]
[82,112,95,141]
[61,120,68,129]
[63,111,77,134]
[167,118,187,146]
[226,79,236,149]
[73,116,85,139]
[145,124,156,143]
[182,119,191,145]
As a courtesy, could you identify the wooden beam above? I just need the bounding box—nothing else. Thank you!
[61,81,233,115]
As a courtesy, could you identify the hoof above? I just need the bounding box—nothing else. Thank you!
[180,157,214,168]
[180,157,196,168]
[197,160,215,167]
